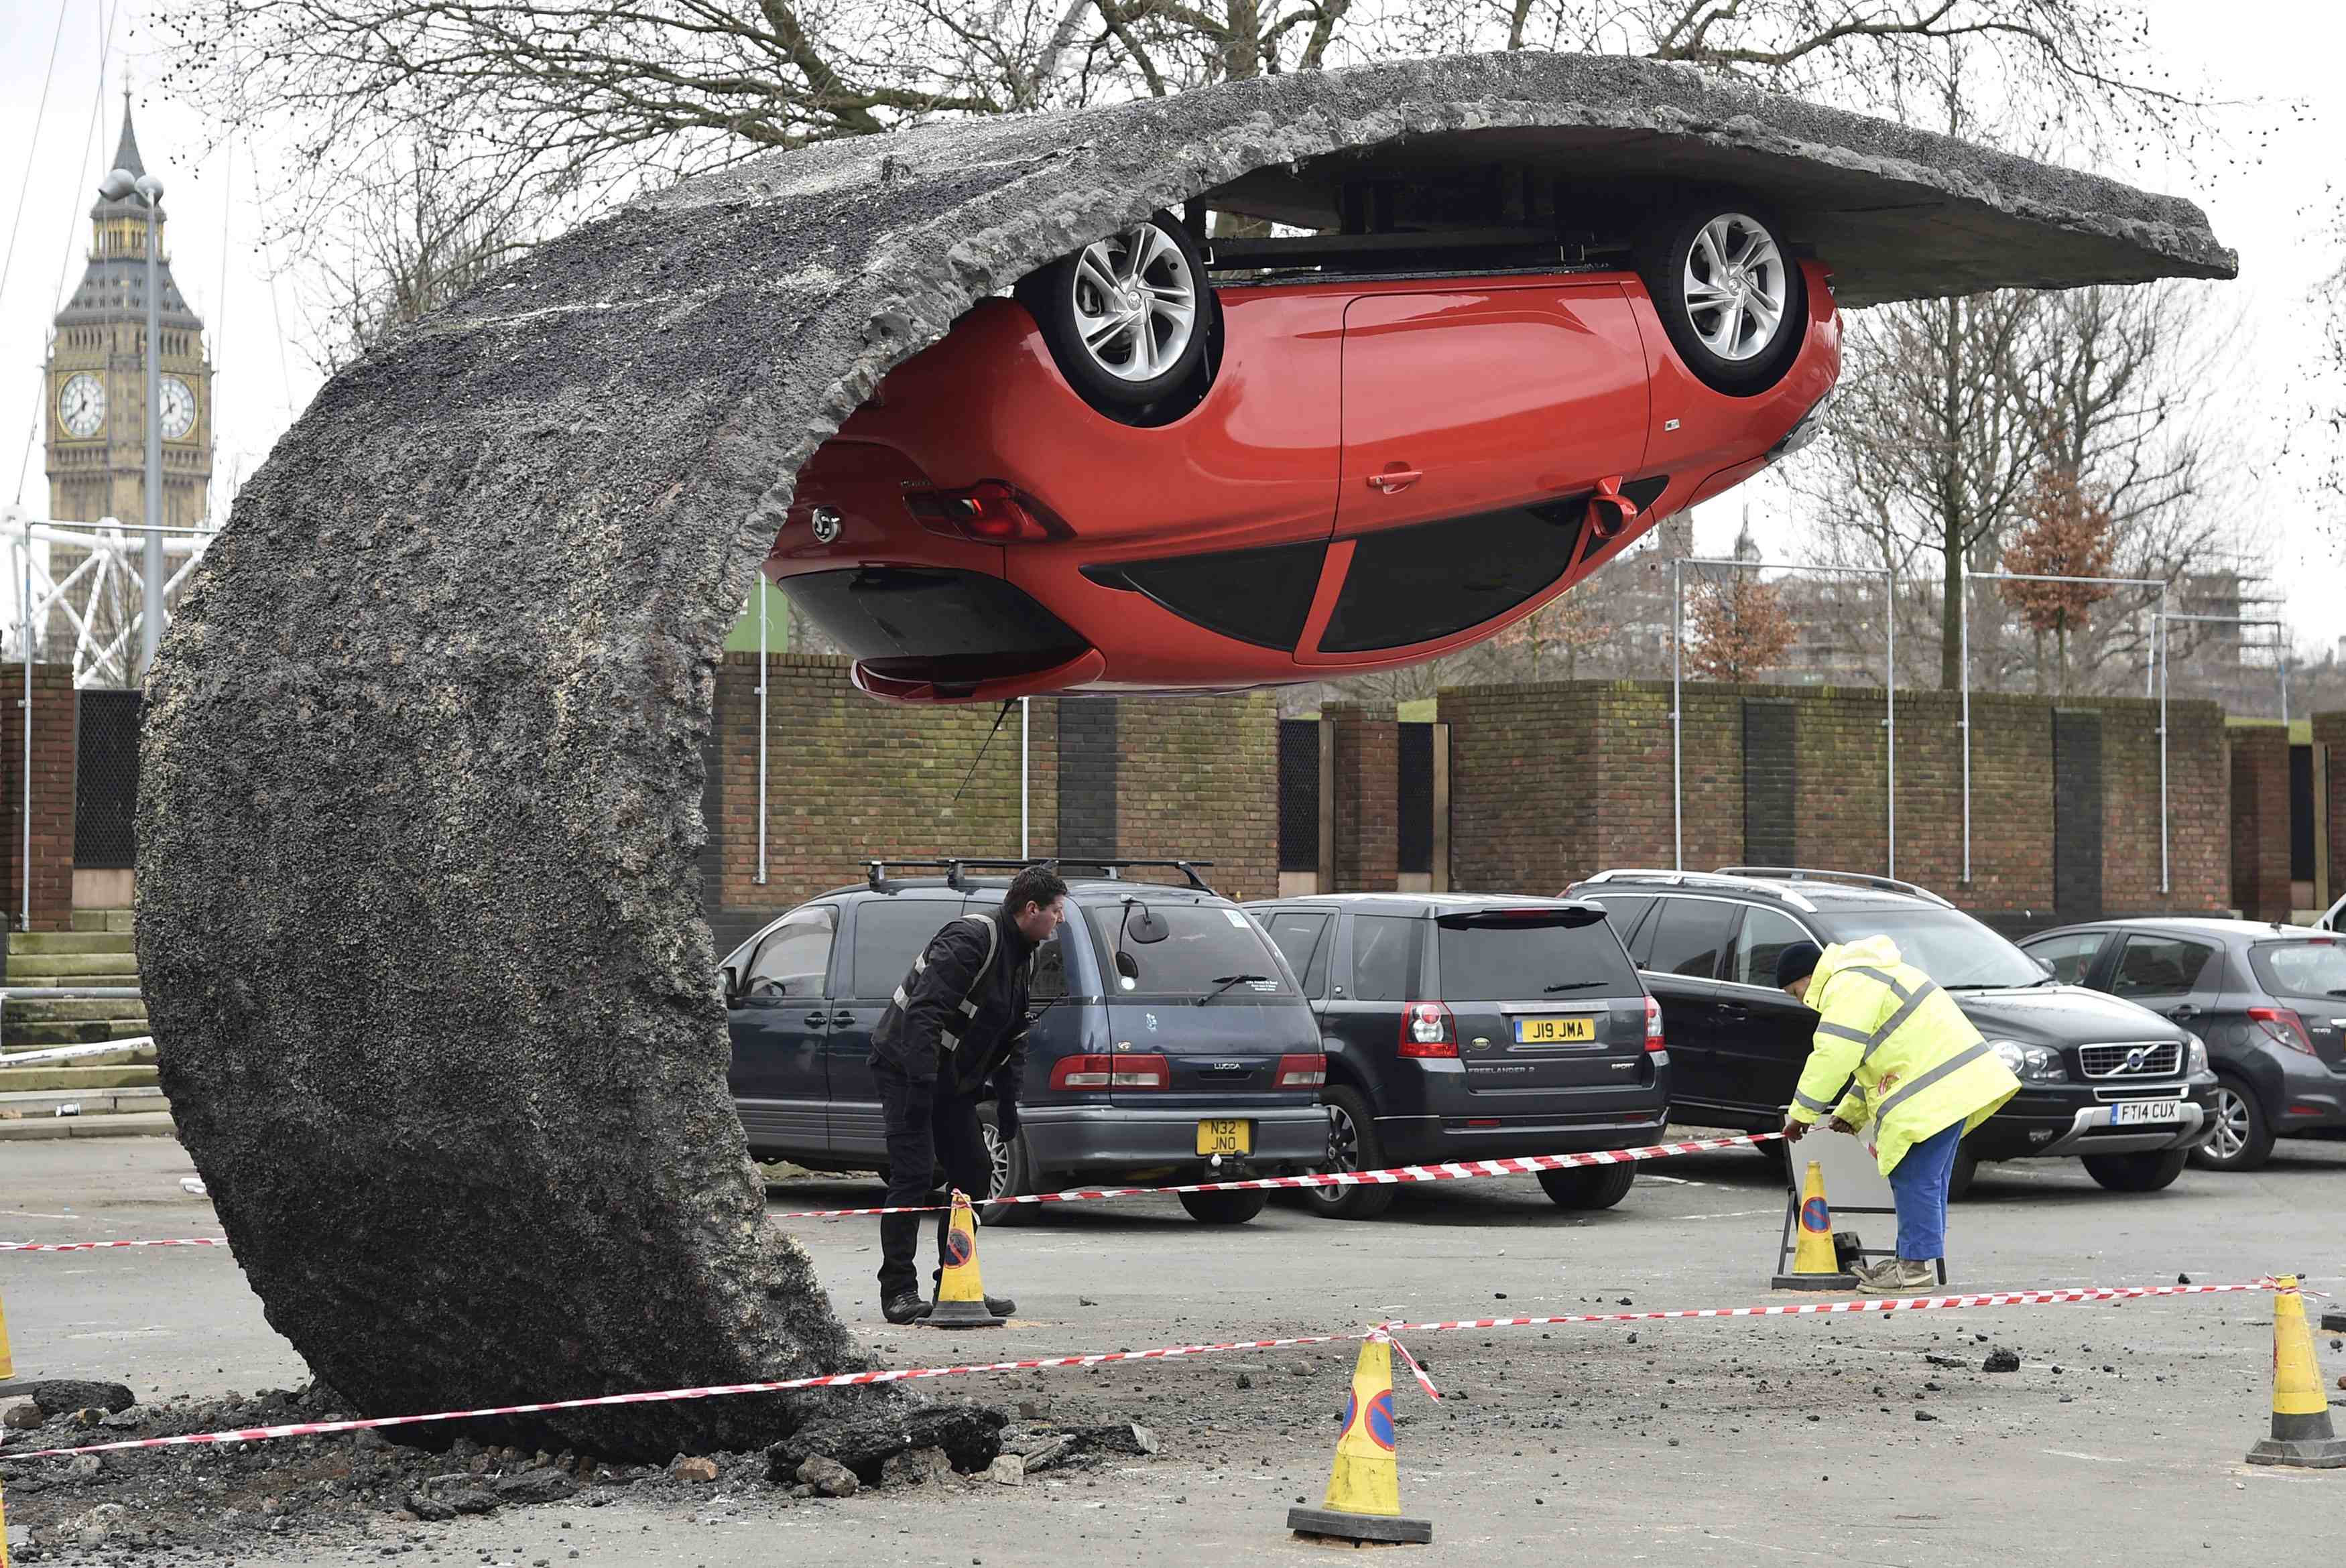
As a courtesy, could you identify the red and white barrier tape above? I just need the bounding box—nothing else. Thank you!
[765,1132,1784,1219]
[1,1132,1782,1249]
[0,1278,2280,1462]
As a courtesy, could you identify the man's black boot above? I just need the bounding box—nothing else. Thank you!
[881,1291,931,1325]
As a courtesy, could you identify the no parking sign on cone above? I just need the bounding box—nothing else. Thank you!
[1287,1333,1433,1545]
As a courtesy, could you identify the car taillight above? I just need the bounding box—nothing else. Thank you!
[1049,1052,1172,1089]
[1644,994,1666,1054]
[1276,1053,1326,1089]
[1398,1002,1457,1059]
[2247,1007,2317,1056]
[905,480,1070,543]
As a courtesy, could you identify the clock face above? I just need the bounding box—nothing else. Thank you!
[160,376,196,441]
[58,373,105,439]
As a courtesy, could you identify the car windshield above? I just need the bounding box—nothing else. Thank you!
[2249,939,2346,1000]
[1435,910,1640,1001]
[1089,901,1296,999]
[1810,907,2046,990]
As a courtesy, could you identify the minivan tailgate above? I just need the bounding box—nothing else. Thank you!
[1105,1001,1314,1109]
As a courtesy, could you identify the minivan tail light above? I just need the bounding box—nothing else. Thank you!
[906,480,1071,543]
[1399,1001,1457,1059]
[2247,1006,2317,1056]
[1276,1053,1327,1088]
[1644,994,1666,1053]
[1050,1052,1172,1090]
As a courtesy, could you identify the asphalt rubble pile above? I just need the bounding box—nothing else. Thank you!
[0,1378,1160,1562]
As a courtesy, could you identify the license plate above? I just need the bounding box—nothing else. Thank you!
[1515,1017,1595,1044]
[1196,1118,1252,1156]
[2109,1100,2182,1126]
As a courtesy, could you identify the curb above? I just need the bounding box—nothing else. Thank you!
[0,1109,176,1142]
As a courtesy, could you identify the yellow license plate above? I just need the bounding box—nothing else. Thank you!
[1515,1017,1595,1044]
[1196,1118,1252,1156]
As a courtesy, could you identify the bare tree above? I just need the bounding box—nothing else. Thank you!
[1998,467,2116,695]
[1687,574,1796,681]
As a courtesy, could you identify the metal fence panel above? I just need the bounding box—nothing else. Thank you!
[1398,722,1434,875]
[74,689,143,870]
[1278,719,1320,873]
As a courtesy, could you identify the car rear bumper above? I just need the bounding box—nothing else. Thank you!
[1966,1080,2217,1160]
[2271,1057,2346,1130]
[1374,1104,1670,1167]
[1018,1103,1328,1175]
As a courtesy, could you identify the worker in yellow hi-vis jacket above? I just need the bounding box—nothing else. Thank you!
[1775,936,2020,1293]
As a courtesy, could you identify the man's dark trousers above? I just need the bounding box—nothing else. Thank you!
[874,1055,991,1299]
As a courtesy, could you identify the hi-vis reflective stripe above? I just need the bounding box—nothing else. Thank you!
[1861,979,1944,1061]
[1816,1023,1870,1045]
[1846,965,1917,1002]
[1794,1090,1836,1114]
[1874,1039,1994,1122]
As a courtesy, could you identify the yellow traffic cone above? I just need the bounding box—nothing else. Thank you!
[0,1279,13,1380]
[1772,1159,1859,1291]
[2246,1275,2346,1467]
[924,1191,1004,1328]
[1286,1335,1433,1545]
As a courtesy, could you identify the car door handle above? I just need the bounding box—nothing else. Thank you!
[1720,1002,1750,1020]
[1367,466,1422,494]
[2166,1005,2201,1021]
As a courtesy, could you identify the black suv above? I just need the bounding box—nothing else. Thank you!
[1243,894,1668,1218]
[720,860,1328,1225]
[2018,918,2346,1172]
[1560,868,2218,1195]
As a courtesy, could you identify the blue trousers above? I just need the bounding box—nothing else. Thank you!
[1886,1119,1965,1261]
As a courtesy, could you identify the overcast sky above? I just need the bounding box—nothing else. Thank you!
[1,1,2339,649]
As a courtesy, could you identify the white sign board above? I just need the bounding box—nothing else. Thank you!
[1785,1122,1897,1216]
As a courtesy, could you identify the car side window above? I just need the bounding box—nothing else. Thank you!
[1583,895,1656,960]
[742,907,837,1001]
[850,901,963,998]
[1263,911,1334,998]
[1644,897,1735,980]
[2111,934,2217,998]
[1730,907,1810,988]
[2021,929,2108,986]
[1350,915,1422,1002]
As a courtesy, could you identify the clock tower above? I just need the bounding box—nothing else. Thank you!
[44,95,214,529]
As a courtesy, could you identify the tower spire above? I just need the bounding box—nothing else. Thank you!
[113,72,145,178]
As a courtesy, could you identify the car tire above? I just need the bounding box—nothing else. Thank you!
[1946,1147,1979,1203]
[975,1103,1035,1228]
[1536,1163,1637,1211]
[2190,1075,2275,1173]
[1015,212,1214,414]
[1635,198,1807,397]
[2081,1148,2190,1193]
[1306,1085,1397,1222]
[1177,1188,1268,1226]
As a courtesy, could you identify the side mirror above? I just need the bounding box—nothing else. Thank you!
[1129,909,1169,944]
[1115,950,1141,990]
[2036,957,2057,978]
[721,965,741,1004]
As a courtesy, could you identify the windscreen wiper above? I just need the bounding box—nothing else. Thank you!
[1199,974,1270,1005]
[1542,980,1606,993]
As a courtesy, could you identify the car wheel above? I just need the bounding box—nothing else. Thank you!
[1536,1163,1636,1211]
[1015,212,1213,413]
[1177,1189,1268,1226]
[1635,200,1807,396]
[2190,1076,2275,1173]
[1306,1085,1397,1222]
[2081,1148,2190,1193]
[1947,1147,1979,1203]
[975,1103,1035,1228]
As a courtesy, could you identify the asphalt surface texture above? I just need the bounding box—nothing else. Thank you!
[4,1132,2343,1566]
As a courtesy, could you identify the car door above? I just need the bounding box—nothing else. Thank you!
[726,904,839,1157]
[1318,911,1426,1106]
[2018,927,2113,986]
[1633,896,1740,1119]
[823,895,968,1161]
[2107,931,2223,1034]
[1717,904,1820,1115]
[1261,907,1337,1007]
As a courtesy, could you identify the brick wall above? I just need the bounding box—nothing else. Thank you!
[1439,677,2231,921]
[1326,702,1399,892]
[2313,712,2346,911]
[1111,690,1279,901]
[1,665,76,930]
[2229,725,2292,921]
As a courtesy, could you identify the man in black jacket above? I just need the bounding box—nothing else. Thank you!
[871,865,1069,1324]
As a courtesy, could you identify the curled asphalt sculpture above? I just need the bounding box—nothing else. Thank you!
[138,52,2231,1456]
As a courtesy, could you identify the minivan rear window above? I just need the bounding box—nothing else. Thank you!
[1089,902,1296,999]
[2249,940,2346,1000]
[1435,910,1641,1001]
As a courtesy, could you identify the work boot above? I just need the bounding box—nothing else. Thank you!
[1853,1258,1936,1295]
[881,1291,932,1325]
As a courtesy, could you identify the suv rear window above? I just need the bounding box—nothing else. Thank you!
[1088,902,1296,998]
[2249,939,2346,1000]
[1434,909,1639,1001]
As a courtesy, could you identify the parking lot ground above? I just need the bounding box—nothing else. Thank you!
[4,1134,2343,1565]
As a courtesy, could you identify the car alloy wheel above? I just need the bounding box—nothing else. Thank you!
[1306,1083,1394,1221]
[1311,1100,1362,1200]
[1682,214,1788,363]
[1067,223,1199,383]
[980,1117,1015,1201]
[2190,1076,2274,1171]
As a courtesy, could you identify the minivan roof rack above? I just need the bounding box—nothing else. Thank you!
[1715,866,1955,909]
[1576,868,1818,912]
[865,857,1217,895]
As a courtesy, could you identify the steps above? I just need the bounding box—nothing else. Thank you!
[2,910,149,1086]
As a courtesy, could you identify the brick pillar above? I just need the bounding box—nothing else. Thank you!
[1,665,76,931]
[2229,726,2291,920]
[2310,713,2346,912]
[1326,701,1399,892]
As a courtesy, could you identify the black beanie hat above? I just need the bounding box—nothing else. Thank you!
[1774,940,1824,990]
